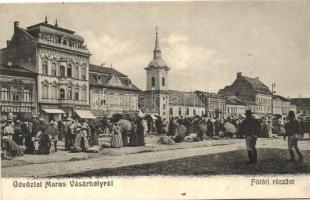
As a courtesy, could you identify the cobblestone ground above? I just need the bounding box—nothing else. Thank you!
[2,137,309,177]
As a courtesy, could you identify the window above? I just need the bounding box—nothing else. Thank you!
[67,64,72,77]
[74,87,79,100]
[74,65,79,79]
[67,87,72,99]
[42,60,48,75]
[51,63,57,76]
[169,107,173,115]
[186,108,189,115]
[179,107,182,116]
[50,85,57,100]
[151,77,155,87]
[11,87,20,101]
[60,65,65,77]
[0,88,9,101]
[41,84,48,99]
[81,88,87,101]
[193,109,196,115]
[162,77,165,86]
[23,89,31,102]
[81,68,86,80]
[59,88,65,99]
[163,104,166,109]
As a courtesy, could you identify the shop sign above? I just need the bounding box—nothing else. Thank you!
[1,106,32,113]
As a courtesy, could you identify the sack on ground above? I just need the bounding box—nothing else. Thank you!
[157,136,176,145]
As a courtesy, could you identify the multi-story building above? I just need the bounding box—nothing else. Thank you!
[0,64,37,120]
[138,29,204,119]
[1,19,92,121]
[194,91,226,118]
[219,72,272,116]
[224,96,246,118]
[272,95,290,115]
[89,64,140,117]
[290,98,310,116]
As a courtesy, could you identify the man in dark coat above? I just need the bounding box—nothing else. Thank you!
[284,111,303,162]
[240,110,261,164]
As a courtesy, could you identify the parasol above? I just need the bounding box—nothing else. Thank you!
[119,119,132,131]
[224,122,237,133]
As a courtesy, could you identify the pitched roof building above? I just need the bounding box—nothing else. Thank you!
[219,72,272,115]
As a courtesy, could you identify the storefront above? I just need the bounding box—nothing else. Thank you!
[0,105,35,121]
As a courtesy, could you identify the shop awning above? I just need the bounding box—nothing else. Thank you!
[74,110,96,119]
[43,109,65,114]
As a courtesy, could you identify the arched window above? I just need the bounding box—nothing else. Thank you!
[81,67,86,80]
[151,77,155,87]
[0,88,9,101]
[81,87,87,101]
[74,65,79,79]
[60,65,65,77]
[11,87,20,101]
[179,107,182,116]
[186,108,189,115]
[74,86,79,100]
[23,89,31,102]
[50,84,57,100]
[67,86,72,99]
[162,77,165,86]
[59,88,65,99]
[41,83,48,99]
[67,64,72,77]
[193,109,196,116]
[42,60,48,75]
[51,62,57,76]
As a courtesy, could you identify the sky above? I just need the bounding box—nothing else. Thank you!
[0,1,309,98]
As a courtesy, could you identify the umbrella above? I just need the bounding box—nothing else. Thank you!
[119,119,132,131]
[224,122,237,133]
[44,125,58,137]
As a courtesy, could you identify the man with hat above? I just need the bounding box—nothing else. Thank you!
[240,110,261,164]
[284,111,303,162]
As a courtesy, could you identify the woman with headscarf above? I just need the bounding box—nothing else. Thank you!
[111,122,123,148]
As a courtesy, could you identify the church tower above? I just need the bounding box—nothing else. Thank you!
[145,27,170,91]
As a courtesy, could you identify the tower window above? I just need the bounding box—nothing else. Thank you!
[162,77,165,86]
[151,77,155,87]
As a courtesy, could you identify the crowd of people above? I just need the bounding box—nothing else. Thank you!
[1,111,307,162]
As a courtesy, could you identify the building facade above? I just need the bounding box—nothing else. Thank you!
[89,64,140,117]
[194,91,226,118]
[272,95,290,115]
[1,20,91,121]
[290,98,310,116]
[0,64,37,120]
[219,72,272,115]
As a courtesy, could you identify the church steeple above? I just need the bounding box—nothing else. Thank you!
[153,27,162,59]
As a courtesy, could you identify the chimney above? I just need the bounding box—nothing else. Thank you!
[14,21,19,32]
[237,72,242,78]
[255,76,259,80]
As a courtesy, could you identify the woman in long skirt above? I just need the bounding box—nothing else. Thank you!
[111,123,123,148]
[129,121,140,146]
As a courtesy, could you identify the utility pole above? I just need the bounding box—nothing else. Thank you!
[271,83,276,115]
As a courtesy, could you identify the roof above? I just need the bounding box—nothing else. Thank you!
[241,76,271,95]
[0,64,36,77]
[26,22,84,42]
[89,64,140,91]
[89,64,127,77]
[225,96,246,105]
[273,95,289,102]
[147,58,169,69]
[290,98,310,107]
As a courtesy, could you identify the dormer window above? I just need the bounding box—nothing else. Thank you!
[63,40,67,45]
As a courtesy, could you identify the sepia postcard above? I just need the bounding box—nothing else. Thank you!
[0,1,310,199]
